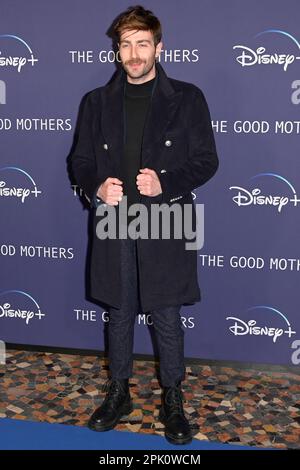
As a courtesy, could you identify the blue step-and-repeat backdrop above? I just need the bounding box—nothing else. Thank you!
[1,1,300,367]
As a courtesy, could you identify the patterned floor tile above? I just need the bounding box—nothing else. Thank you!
[0,350,299,449]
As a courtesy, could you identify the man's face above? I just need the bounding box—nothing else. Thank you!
[118,29,162,82]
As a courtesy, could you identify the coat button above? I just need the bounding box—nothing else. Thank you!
[164,140,172,147]
[160,169,166,173]
[103,143,108,150]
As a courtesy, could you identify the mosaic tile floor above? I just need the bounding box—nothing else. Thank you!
[0,350,299,449]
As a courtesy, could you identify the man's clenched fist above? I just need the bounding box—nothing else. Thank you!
[136,168,162,197]
[97,177,123,206]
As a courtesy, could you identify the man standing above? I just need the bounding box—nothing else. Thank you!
[71,5,218,445]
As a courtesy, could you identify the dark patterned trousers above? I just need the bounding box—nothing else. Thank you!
[108,236,186,387]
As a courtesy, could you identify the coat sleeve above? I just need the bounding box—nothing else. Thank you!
[70,92,110,207]
[157,87,219,202]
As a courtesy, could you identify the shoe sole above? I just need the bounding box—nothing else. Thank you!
[165,432,193,445]
[88,400,133,432]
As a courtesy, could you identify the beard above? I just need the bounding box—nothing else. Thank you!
[122,57,156,80]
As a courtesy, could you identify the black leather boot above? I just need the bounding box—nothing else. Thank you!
[88,378,133,431]
[159,381,192,445]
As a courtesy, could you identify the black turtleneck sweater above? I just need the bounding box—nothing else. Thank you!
[121,76,156,219]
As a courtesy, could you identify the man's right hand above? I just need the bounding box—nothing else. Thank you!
[97,177,123,206]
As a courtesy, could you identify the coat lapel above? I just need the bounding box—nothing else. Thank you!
[100,67,125,176]
[141,62,183,168]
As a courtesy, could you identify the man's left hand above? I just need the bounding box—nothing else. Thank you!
[136,168,162,197]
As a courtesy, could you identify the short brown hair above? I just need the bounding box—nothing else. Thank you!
[113,5,162,47]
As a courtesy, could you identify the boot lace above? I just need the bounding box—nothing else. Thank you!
[165,384,184,416]
[101,379,127,408]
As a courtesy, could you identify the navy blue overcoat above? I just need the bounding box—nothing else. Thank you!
[71,62,218,312]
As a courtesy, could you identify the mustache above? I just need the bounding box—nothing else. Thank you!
[126,60,144,65]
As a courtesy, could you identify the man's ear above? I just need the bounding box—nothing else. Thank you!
[156,41,163,58]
